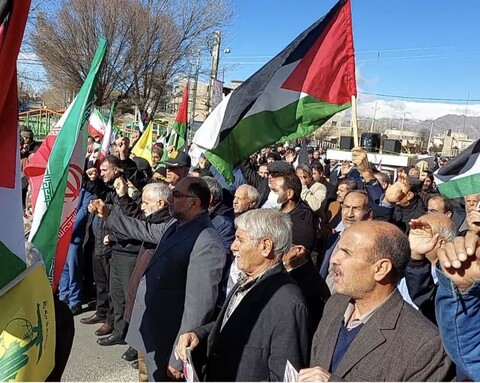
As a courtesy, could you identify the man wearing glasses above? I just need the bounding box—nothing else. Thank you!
[89,176,225,381]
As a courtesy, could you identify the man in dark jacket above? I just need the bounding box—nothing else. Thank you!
[270,173,317,253]
[393,177,427,233]
[240,159,294,208]
[176,209,311,381]
[80,151,137,336]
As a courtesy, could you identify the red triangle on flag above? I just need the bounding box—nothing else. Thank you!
[175,84,189,124]
[281,0,356,105]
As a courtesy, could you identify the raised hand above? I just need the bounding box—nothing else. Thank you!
[384,169,410,204]
[408,218,440,260]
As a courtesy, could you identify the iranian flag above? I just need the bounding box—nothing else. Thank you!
[28,39,108,289]
[193,0,356,183]
[99,101,116,160]
[0,0,31,290]
[88,108,107,139]
[434,140,480,199]
[168,84,189,153]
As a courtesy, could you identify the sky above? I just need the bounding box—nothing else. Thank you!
[220,0,480,120]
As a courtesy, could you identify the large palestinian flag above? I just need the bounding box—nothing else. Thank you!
[193,0,356,183]
[434,140,480,199]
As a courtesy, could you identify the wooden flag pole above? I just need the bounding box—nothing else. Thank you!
[351,94,359,147]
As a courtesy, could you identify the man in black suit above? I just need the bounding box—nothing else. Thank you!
[176,209,311,381]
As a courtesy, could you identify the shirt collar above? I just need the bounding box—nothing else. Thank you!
[343,290,396,330]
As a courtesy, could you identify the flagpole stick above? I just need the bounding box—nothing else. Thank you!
[351,94,359,147]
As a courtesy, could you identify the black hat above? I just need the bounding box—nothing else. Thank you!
[160,150,191,168]
[266,151,280,161]
[266,160,294,175]
[408,177,423,194]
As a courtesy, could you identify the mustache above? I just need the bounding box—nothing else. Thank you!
[331,265,342,275]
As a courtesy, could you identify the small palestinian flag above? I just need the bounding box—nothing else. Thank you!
[193,0,356,183]
[434,140,480,199]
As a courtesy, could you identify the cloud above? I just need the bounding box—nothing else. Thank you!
[356,98,480,121]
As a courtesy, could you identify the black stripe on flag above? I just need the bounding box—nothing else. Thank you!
[217,0,348,143]
[436,139,480,181]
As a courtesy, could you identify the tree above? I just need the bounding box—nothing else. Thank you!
[32,0,232,116]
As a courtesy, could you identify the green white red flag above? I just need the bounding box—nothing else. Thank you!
[193,0,356,184]
[28,39,108,289]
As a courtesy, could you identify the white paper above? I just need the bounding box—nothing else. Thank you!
[283,360,299,382]
[182,347,199,382]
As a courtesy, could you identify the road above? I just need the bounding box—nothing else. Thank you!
[62,308,138,382]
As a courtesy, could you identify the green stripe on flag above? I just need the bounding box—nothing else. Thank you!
[437,175,480,199]
[0,242,25,290]
[206,96,350,184]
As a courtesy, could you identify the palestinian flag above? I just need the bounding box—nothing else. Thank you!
[193,0,356,183]
[28,39,107,289]
[0,0,31,290]
[434,140,480,199]
[165,84,189,156]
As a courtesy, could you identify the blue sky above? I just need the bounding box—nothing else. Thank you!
[220,0,480,103]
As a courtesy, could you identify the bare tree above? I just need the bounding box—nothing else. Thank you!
[32,0,232,116]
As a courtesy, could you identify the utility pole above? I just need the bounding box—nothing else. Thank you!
[400,112,406,141]
[206,31,221,113]
[370,101,378,133]
[427,121,434,153]
[190,50,201,128]
[462,91,470,135]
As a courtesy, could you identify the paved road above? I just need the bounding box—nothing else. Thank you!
[62,308,138,382]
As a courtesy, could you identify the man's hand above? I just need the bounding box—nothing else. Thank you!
[298,366,331,382]
[113,177,128,198]
[175,332,200,362]
[466,210,480,234]
[437,231,480,291]
[351,146,369,172]
[88,199,109,218]
[86,168,98,181]
[116,137,129,160]
[384,169,410,204]
[166,364,183,381]
[103,235,110,246]
[408,219,440,260]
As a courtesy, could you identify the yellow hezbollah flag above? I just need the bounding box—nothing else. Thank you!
[0,263,55,381]
[131,121,153,165]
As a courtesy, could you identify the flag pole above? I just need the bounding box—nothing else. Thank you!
[351,94,359,147]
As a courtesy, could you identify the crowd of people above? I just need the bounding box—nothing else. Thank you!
[20,131,480,381]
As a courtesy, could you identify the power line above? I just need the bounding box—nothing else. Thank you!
[359,91,480,103]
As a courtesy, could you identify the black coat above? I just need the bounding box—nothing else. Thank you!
[239,159,269,207]
[194,263,311,382]
[393,195,427,233]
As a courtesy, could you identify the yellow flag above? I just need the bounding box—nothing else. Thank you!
[131,121,153,165]
[0,263,55,381]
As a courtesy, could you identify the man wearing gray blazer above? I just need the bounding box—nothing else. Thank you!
[94,177,225,381]
[299,221,454,382]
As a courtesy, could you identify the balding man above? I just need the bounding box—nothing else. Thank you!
[401,213,456,323]
[233,184,259,216]
[319,190,372,280]
[300,221,454,382]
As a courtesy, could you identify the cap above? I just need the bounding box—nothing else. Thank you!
[266,160,294,175]
[408,177,423,194]
[266,151,280,161]
[160,150,191,168]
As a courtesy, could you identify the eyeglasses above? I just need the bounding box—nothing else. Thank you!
[172,190,196,199]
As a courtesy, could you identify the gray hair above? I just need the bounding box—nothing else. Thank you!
[142,182,171,202]
[237,184,260,208]
[296,163,312,177]
[427,212,456,242]
[235,209,292,260]
[203,176,223,205]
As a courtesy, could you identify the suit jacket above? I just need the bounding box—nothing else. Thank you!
[194,263,311,382]
[106,211,225,381]
[311,291,454,382]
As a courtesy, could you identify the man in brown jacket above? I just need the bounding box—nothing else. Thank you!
[299,221,454,382]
